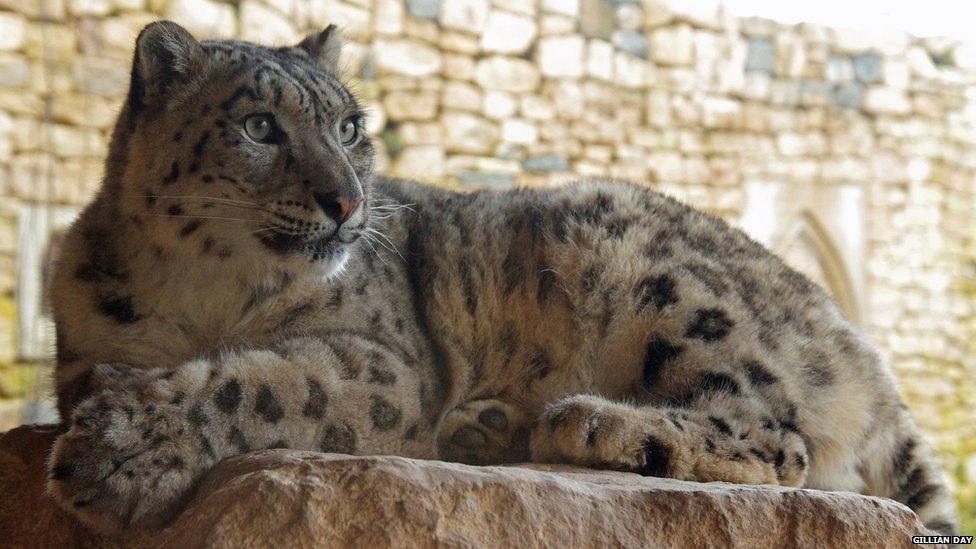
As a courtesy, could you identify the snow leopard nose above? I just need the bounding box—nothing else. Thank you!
[313,191,363,225]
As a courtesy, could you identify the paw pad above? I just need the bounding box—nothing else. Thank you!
[478,409,508,431]
[450,426,487,448]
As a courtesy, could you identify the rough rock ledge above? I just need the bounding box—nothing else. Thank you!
[0,424,931,548]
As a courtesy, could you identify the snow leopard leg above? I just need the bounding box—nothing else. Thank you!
[47,334,434,535]
[529,393,809,487]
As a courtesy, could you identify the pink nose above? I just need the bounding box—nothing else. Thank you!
[313,192,363,225]
[336,196,363,223]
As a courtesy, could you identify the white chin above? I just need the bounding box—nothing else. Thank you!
[316,248,351,281]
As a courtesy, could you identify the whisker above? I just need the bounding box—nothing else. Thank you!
[145,213,262,223]
[134,195,262,207]
[366,227,406,263]
[361,234,390,267]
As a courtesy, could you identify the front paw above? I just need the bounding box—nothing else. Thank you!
[47,390,200,534]
[529,395,691,478]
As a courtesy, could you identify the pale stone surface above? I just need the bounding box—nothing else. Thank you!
[441,80,481,111]
[72,56,128,97]
[650,24,694,66]
[826,55,854,83]
[373,39,442,76]
[500,118,537,144]
[520,95,555,120]
[475,55,540,93]
[239,0,298,45]
[540,0,578,17]
[392,145,445,178]
[383,90,439,120]
[0,54,30,88]
[68,0,111,17]
[375,0,405,35]
[441,111,498,153]
[0,424,937,547]
[482,90,516,119]
[0,12,27,51]
[165,0,238,39]
[539,14,575,36]
[439,0,488,34]
[774,33,806,78]
[307,0,372,41]
[864,86,912,115]
[537,35,585,77]
[480,10,536,55]
[586,39,614,81]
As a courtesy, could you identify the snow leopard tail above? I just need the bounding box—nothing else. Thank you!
[862,406,959,536]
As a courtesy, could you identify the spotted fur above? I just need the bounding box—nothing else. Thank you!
[46,21,957,537]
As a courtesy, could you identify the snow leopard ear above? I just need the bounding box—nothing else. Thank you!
[297,25,344,71]
[129,21,204,114]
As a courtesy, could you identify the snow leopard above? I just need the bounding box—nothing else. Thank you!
[45,21,958,536]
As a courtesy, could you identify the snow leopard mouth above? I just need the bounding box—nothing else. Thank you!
[258,230,356,261]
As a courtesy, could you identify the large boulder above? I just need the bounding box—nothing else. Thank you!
[0,424,932,547]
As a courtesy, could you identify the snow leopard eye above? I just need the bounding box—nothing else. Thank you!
[339,117,358,146]
[244,113,280,144]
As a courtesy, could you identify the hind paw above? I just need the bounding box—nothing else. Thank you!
[438,399,528,464]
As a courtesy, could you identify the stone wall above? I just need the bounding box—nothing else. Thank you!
[0,0,973,529]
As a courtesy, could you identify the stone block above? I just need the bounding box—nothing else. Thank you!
[406,0,440,20]
[864,86,911,115]
[523,154,569,172]
[480,10,536,55]
[482,90,516,119]
[774,33,806,78]
[540,0,579,17]
[239,0,299,44]
[644,0,721,30]
[439,30,478,54]
[650,24,694,66]
[882,59,909,89]
[392,145,445,178]
[439,0,488,33]
[51,94,118,129]
[442,53,475,80]
[397,122,442,144]
[475,56,539,93]
[745,36,774,73]
[500,118,538,144]
[586,39,614,80]
[537,35,585,77]
[441,80,481,111]
[579,0,614,40]
[383,90,439,121]
[457,170,516,189]
[374,39,442,76]
[67,0,110,16]
[539,14,576,36]
[308,0,372,42]
[0,12,27,51]
[615,2,643,31]
[613,30,648,59]
[80,13,156,61]
[832,82,863,110]
[442,111,498,153]
[852,52,882,83]
[520,95,556,120]
[375,0,405,35]
[613,52,645,89]
[73,56,129,98]
[825,55,853,83]
[0,54,30,88]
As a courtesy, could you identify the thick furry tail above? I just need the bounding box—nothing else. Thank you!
[862,409,959,535]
